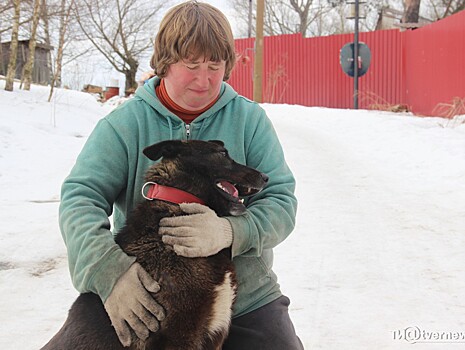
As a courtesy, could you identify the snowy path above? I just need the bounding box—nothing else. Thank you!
[1,84,465,349]
[269,105,465,349]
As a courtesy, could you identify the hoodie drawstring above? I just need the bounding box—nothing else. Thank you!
[198,119,208,138]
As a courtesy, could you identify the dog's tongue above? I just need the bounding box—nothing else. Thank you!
[219,181,239,197]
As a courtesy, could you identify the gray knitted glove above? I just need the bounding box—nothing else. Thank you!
[104,262,165,347]
[159,203,233,258]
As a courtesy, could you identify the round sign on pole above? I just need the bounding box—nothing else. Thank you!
[340,42,371,77]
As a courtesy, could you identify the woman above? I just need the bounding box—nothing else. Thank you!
[59,1,302,348]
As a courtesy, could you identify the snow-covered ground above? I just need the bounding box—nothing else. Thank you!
[1,81,464,349]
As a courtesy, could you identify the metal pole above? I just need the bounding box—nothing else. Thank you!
[353,0,359,109]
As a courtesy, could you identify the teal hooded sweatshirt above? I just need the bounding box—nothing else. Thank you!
[59,77,297,317]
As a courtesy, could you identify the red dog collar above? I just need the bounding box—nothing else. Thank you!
[141,182,205,205]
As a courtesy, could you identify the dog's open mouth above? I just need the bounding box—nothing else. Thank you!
[216,180,261,202]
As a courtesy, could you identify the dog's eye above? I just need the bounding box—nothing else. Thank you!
[219,151,228,157]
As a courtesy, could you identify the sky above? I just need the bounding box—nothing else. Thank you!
[1,81,465,349]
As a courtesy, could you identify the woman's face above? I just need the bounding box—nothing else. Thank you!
[163,57,226,111]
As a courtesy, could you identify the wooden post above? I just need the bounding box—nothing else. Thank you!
[253,0,264,103]
[248,0,253,38]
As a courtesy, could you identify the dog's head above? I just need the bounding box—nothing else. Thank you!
[143,140,268,216]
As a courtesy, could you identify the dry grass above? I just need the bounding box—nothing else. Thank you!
[433,97,465,128]
[359,91,410,113]
[433,97,465,119]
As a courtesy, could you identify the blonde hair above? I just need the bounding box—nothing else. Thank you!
[150,1,236,80]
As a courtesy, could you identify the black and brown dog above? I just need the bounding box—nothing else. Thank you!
[41,140,268,350]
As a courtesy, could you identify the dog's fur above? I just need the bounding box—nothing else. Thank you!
[41,140,268,350]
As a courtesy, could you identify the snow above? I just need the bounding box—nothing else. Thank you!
[1,81,465,349]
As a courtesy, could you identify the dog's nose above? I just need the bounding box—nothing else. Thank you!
[261,173,269,183]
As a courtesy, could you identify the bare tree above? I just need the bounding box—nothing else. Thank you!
[231,0,326,37]
[22,0,43,91]
[263,0,303,35]
[4,0,20,92]
[48,0,74,101]
[423,0,465,19]
[289,0,313,35]
[0,1,30,36]
[231,0,379,38]
[40,0,87,87]
[39,0,55,83]
[402,0,422,23]
[0,1,14,20]
[74,0,170,93]
[443,0,465,16]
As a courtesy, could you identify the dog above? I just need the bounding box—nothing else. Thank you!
[41,140,268,350]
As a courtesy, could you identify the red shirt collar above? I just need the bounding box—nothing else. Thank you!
[155,79,218,124]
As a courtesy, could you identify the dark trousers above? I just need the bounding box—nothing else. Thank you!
[223,296,304,350]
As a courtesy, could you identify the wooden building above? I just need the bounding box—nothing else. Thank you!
[0,40,53,85]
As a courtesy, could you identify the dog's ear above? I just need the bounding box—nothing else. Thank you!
[143,140,187,160]
[208,140,224,147]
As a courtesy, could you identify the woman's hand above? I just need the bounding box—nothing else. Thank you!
[159,203,233,258]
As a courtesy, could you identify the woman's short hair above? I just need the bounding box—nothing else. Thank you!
[150,1,236,81]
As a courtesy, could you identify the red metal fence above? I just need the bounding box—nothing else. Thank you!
[229,10,465,116]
